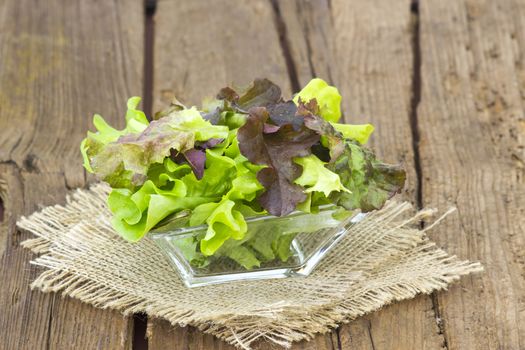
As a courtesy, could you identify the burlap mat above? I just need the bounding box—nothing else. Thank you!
[17,184,482,349]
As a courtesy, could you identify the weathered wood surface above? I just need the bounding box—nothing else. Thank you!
[0,0,143,349]
[152,0,291,113]
[419,0,525,349]
[1,0,524,349]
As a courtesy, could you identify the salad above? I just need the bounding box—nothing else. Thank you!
[81,78,405,268]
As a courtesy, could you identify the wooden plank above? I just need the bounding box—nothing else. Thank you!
[278,1,446,349]
[0,0,143,348]
[418,0,525,349]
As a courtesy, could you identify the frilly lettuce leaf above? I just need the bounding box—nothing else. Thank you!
[328,141,406,212]
[190,198,247,256]
[224,245,261,269]
[182,149,237,197]
[81,97,149,173]
[173,148,206,179]
[237,107,319,216]
[170,138,225,180]
[107,149,239,242]
[293,78,342,122]
[266,101,303,129]
[292,80,374,144]
[331,123,374,144]
[84,105,228,189]
[296,99,345,161]
[185,143,264,257]
[108,178,215,242]
[125,96,150,126]
[294,155,350,197]
[168,107,229,141]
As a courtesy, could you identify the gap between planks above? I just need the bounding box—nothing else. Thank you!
[409,0,452,348]
[132,1,157,350]
[409,0,450,349]
[143,0,157,120]
[270,0,301,92]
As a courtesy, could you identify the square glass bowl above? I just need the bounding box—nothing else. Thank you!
[149,207,365,287]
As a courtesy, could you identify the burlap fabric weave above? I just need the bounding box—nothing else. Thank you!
[17,184,482,349]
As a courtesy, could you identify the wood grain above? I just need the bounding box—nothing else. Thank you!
[418,0,525,349]
[152,0,291,113]
[0,0,143,348]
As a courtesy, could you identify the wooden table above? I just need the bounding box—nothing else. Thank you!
[1,0,523,349]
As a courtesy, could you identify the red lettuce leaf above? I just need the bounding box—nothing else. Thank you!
[195,138,224,149]
[237,107,319,216]
[297,100,345,161]
[171,138,225,180]
[266,101,303,130]
[264,99,345,162]
[183,149,206,180]
[217,78,282,111]
[201,107,222,125]
[263,123,280,134]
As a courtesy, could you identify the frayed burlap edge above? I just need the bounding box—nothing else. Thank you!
[18,184,483,349]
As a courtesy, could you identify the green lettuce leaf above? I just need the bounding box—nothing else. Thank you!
[327,141,406,212]
[86,107,228,189]
[293,78,342,122]
[106,151,237,242]
[331,123,374,144]
[81,97,149,173]
[182,149,237,197]
[225,246,261,269]
[190,198,248,256]
[108,178,215,242]
[294,155,350,197]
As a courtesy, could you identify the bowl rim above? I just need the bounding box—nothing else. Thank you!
[149,204,347,237]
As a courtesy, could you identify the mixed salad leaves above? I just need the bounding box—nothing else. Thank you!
[81,78,405,268]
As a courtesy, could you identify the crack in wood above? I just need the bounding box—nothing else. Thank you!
[270,0,300,92]
[133,313,149,350]
[410,1,450,349]
[130,2,157,349]
[1,156,43,176]
[0,187,5,224]
[410,0,423,211]
[366,320,377,350]
[143,0,157,120]
[45,297,56,350]
[295,2,317,80]
[432,293,450,350]
[335,326,342,350]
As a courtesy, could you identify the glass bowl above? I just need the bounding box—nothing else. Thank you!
[149,207,365,287]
